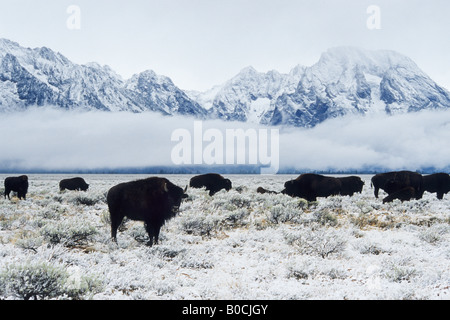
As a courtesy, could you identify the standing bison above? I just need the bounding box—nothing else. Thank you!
[189,173,232,196]
[4,175,29,200]
[59,177,89,191]
[371,172,398,198]
[383,187,416,204]
[337,176,364,196]
[422,173,450,200]
[371,171,423,199]
[107,177,188,246]
[282,174,342,202]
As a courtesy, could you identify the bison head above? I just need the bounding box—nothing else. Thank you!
[281,180,295,196]
[224,179,232,191]
[163,181,188,214]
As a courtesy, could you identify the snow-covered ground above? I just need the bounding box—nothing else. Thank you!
[0,174,449,300]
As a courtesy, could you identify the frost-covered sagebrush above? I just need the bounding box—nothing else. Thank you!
[0,174,449,300]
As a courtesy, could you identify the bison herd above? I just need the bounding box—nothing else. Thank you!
[2,171,450,246]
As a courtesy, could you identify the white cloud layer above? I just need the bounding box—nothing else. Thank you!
[0,107,449,172]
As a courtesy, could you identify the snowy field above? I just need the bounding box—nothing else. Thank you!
[0,174,449,300]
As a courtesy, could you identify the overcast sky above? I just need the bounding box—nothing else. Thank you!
[0,0,449,91]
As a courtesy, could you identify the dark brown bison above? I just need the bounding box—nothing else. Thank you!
[383,179,406,195]
[281,173,342,202]
[337,176,364,196]
[189,173,232,196]
[383,187,416,203]
[371,171,398,198]
[371,171,423,199]
[107,177,188,246]
[422,173,450,200]
[256,187,279,194]
[4,175,29,200]
[59,177,89,191]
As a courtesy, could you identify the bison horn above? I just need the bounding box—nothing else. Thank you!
[184,185,188,192]
[163,182,169,192]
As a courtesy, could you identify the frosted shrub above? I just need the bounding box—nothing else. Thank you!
[382,257,419,283]
[228,194,252,209]
[313,210,338,227]
[178,254,215,269]
[0,213,13,230]
[210,192,251,212]
[40,219,98,247]
[148,245,186,260]
[286,264,309,280]
[14,231,44,252]
[150,279,175,296]
[355,240,390,255]
[100,210,111,226]
[285,226,347,258]
[0,261,67,300]
[37,208,62,220]
[385,265,418,283]
[223,208,250,228]
[72,195,100,206]
[268,204,299,224]
[0,260,103,300]
[178,214,221,237]
[418,223,449,244]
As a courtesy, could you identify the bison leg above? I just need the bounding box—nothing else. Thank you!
[109,212,123,243]
[374,187,379,198]
[144,223,161,247]
[437,192,444,200]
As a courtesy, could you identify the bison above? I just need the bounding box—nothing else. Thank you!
[371,171,423,199]
[383,179,406,195]
[281,173,342,202]
[422,173,450,200]
[337,176,364,196]
[256,187,279,194]
[189,173,232,196]
[383,187,416,203]
[106,177,188,246]
[371,172,399,198]
[59,177,89,191]
[4,175,29,200]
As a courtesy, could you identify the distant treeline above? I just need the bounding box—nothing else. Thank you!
[0,165,449,175]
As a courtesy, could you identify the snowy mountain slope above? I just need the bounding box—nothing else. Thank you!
[187,65,304,123]
[192,47,450,127]
[265,47,450,127]
[125,70,207,116]
[0,38,205,116]
[1,39,450,127]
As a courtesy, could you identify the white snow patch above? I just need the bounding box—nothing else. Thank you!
[247,97,271,123]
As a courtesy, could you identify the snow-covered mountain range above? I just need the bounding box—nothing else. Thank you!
[1,38,450,127]
[189,47,450,127]
[0,38,205,117]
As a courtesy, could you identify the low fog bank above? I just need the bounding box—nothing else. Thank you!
[0,107,449,173]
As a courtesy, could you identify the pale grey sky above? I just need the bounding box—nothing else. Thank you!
[0,0,449,91]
